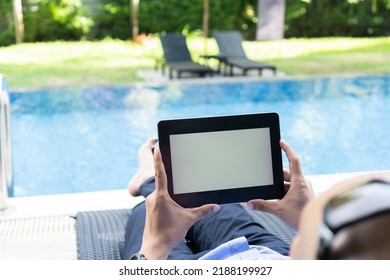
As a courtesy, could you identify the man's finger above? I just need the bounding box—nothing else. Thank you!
[283,169,291,182]
[190,204,220,221]
[247,199,280,215]
[284,182,291,193]
[153,148,168,193]
[280,139,303,177]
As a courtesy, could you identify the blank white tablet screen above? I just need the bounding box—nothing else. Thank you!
[169,128,274,194]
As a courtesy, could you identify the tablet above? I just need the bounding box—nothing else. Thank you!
[157,113,284,208]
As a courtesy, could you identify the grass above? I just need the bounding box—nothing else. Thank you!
[0,37,389,87]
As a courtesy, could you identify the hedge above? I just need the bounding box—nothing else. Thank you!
[1,0,389,46]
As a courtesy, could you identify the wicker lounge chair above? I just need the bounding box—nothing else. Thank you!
[213,31,277,76]
[159,33,215,79]
[75,205,296,260]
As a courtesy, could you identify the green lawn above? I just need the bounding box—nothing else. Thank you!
[0,37,389,87]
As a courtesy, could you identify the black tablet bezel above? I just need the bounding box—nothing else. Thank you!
[157,113,284,208]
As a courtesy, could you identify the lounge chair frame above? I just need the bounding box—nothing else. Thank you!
[159,33,215,79]
[213,31,277,76]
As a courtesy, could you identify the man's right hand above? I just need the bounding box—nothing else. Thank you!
[247,140,314,230]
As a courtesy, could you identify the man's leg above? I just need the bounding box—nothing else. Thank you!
[187,204,290,256]
[127,138,157,197]
[123,177,153,260]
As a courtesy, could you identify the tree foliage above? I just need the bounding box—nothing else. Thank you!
[285,0,390,37]
[0,0,15,45]
[23,0,93,42]
[0,0,93,45]
[0,0,389,46]
[88,0,130,40]
[137,0,257,38]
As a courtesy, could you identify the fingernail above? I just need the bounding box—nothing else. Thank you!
[212,205,220,213]
[247,202,254,210]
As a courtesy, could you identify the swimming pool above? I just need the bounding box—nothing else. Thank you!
[10,75,390,196]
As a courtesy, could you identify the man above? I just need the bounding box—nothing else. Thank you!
[124,138,390,260]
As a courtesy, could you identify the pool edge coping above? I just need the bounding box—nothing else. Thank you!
[2,169,390,221]
[8,73,389,93]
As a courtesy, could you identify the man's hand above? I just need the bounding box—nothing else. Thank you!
[247,140,314,230]
[139,148,220,260]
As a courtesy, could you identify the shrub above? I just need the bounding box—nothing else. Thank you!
[23,0,93,42]
[285,0,390,37]
[0,0,15,46]
[1,0,389,45]
[88,0,130,40]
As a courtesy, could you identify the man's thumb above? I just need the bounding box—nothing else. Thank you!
[191,204,220,220]
[247,199,279,215]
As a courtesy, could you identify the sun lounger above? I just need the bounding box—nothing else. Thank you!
[159,33,215,79]
[213,31,277,76]
[76,208,130,260]
[75,205,296,260]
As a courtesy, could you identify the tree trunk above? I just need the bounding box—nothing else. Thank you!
[203,0,209,54]
[131,0,140,40]
[256,0,285,41]
[12,0,24,44]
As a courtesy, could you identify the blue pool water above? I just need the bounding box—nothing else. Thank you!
[10,75,390,196]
